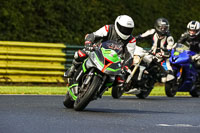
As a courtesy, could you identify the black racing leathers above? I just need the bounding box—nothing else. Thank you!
[177,32,200,67]
[177,32,200,54]
[85,24,136,68]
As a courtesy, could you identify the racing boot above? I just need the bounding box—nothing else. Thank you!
[64,65,75,78]
[64,59,81,78]
[125,88,141,94]
[166,70,175,82]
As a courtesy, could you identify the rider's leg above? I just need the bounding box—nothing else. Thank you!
[64,50,88,78]
[165,58,175,82]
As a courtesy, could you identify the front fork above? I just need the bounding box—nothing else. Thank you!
[96,75,107,98]
[81,68,94,88]
[80,68,107,99]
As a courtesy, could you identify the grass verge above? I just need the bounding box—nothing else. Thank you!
[0,86,67,95]
[0,85,189,96]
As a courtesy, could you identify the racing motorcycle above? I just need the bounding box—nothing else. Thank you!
[63,40,122,111]
[165,43,200,97]
[112,46,168,99]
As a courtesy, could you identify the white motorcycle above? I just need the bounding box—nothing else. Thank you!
[112,46,169,99]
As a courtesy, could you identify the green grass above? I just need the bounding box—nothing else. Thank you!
[0,86,67,95]
[150,86,189,96]
[0,85,189,96]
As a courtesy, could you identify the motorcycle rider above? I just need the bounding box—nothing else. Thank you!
[134,18,175,85]
[177,20,200,67]
[64,15,136,86]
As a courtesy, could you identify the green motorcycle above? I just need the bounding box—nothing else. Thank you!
[63,40,122,111]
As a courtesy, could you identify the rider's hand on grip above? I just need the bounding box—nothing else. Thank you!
[85,41,94,51]
[155,52,163,59]
[191,54,200,61]
[163,50,171,58]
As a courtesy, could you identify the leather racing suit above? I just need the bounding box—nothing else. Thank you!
[177,31,200,66]
[135,28,175,82]
[65,24,136,83]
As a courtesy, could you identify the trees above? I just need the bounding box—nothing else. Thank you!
[0,0,199,47]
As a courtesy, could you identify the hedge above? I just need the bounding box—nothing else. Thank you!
[0,0,200,47]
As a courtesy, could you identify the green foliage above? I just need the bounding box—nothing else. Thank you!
[0,0,199,47]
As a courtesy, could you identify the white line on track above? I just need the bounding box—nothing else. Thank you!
[157,124,200,128]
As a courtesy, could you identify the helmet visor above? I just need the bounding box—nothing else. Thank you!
[157,25,169,33]
[188,29,197,36]
[117,22,133,35]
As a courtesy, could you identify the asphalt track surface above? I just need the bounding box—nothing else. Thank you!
[0,95,200,133]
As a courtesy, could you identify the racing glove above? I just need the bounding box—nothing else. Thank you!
[163,50,171,58]
[84,41,94,51]
[191,54,200,61]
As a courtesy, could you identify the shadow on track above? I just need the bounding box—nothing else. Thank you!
[83,108,178,114]
[118,96,198,101]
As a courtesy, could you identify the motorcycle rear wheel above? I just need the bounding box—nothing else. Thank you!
[63,92,74,108]
[74,75,102,111]
[111,85,124,99]
[190,91,199,97]
[190,78,200,97]
[136,87,153,99]
[189,87,200,97]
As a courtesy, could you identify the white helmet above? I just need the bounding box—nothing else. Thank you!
[187,20,200,38]
[115,15,134,40]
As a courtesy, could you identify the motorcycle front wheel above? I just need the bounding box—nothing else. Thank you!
[165,80,177,97]
[74,75,102,111]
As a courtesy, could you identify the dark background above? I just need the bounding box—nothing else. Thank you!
[0,0,199,47]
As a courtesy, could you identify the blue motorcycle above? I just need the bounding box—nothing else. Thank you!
[165,44,200,97]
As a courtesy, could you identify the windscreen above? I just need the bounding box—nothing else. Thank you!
[100,40,122,55]
[175,43,189,52]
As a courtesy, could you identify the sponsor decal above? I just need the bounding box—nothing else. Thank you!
[105,25,109,32]
[78,50,86,57]
[129,38,136,43]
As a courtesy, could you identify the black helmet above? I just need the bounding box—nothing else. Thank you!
[154,18,169,36]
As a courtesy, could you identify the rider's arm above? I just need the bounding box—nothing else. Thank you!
[166,36,175,50]
[122,37,136,68]
[85,25,109,44]
[135,29,156,42]
[177,32,188,44]
[126,37,136,58]
[84,25,110,50]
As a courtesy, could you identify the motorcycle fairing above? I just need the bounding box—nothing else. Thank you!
[170,50,189,64]
[85,48,121,75]
[67,84,78,100]
[170,49,198,91]
[170,49,196,64]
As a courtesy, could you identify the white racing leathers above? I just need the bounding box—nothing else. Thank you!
[135,29,175,82]
[85,24,136,68]
[133,46,150,81]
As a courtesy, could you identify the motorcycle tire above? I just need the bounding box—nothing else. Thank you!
[74,75,102,111]
[165,81,177,97]
[189,88,200,97]
[63,92,74,108]
[136,87,153,99]
[111,85,124,99]
[190,78,200,97]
